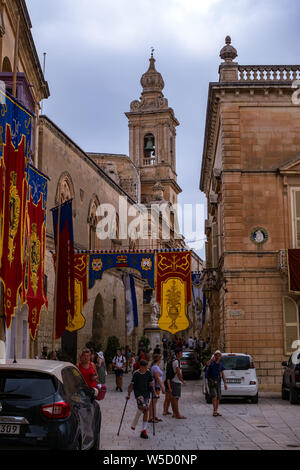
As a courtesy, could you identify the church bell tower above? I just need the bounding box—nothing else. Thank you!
[125,52,182,206]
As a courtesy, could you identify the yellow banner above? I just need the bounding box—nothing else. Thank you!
[158,277,189,334]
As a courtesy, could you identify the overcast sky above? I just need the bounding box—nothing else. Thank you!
[26,0,300,259]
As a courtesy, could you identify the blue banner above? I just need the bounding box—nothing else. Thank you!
[0,88,33,163]
[88,252,155,289]
[27,165,48,211]
[191,272,206,328]
[123,273,138,336]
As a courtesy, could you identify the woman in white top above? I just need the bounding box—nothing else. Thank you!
[148,354,165,423]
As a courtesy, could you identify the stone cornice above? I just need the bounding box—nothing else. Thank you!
[199,79,299,195]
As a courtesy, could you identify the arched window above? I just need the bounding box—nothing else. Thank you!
[143,133,155,166]
[283,296,300,355]
[2,56,12,73]
[56,172,75,205]
[111,213,121,249]
[88,196,100,250]
[92,293,104,346]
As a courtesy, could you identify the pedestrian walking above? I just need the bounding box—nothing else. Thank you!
[48,350,58,360]
[162,375,173,416]
[39,346,48,359]
[205,350,227,417]
[188,336,194,349]
[77,348,99,389]
[129,352,136,373]
[163,347,168,367]
[112,349,126,392]
[162,334,168,351]
[167,349,186,419]
[96,351,107,384]
[148,354,165,423]
[126,359,157,439]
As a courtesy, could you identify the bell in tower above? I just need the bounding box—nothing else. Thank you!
[144,134,155,165]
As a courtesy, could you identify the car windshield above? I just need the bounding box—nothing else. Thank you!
[221,356,251,370]
[0,371,57,400]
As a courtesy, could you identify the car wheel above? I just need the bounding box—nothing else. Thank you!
[281,386,289,400]
[289,387,299,405]
[250,393,258,404]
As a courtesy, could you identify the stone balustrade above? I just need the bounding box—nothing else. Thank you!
[143,158,156,166]
[238,65,300,82]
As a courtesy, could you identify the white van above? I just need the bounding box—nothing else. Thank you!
[204,353,259,404]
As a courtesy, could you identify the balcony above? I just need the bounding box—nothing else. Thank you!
[0,72,35,114]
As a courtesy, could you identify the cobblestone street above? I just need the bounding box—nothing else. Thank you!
[100,372,300,451]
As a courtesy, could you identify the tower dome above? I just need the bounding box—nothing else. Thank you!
[140,51,165,94]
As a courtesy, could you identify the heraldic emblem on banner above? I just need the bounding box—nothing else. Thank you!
[156,251,192,334]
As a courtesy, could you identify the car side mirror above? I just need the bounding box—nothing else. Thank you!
[282,361,288,367]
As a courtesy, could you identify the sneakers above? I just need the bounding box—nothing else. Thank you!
[140,430,149,439]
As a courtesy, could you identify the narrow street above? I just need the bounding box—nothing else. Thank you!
[100,372,300,451]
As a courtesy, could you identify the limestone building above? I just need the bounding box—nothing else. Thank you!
[200,36,300,391]
[0,0,203,362]
[0,0,49,359]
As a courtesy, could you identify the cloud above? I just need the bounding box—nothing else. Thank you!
[26,0,300,262]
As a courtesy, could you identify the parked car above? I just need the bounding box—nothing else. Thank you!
[181,349,202,380]
[281,349,300,404]
[204,353,258,404]
[0,359,101,450]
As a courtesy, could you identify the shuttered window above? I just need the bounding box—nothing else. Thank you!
[283,296,300,355]
[292,189,300,248]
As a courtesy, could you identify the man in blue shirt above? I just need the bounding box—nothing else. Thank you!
[206,350,227,416]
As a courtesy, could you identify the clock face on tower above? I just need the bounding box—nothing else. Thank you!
[250,227,268,244]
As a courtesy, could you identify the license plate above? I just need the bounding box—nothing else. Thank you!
[226,378,241,384]
[0,424,20,435]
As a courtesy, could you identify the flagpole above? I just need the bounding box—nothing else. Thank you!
[124,272,127,351]
[52,203,61,355]
[12,15,20,98]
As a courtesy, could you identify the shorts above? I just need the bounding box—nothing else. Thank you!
[208,380,221,400]
[136,396,150,411]
[115,370,124,377]
[171,381,181,398]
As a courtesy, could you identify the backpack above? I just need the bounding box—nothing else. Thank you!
[166,358,180,381]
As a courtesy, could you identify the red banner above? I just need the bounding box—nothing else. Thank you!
[25,186,48,339]
[0,126,27,329]
[52,252,88,333]
[288,249,300,294]
[52,200,75,339]
[156,251,192,304]
[156,251,192,334]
